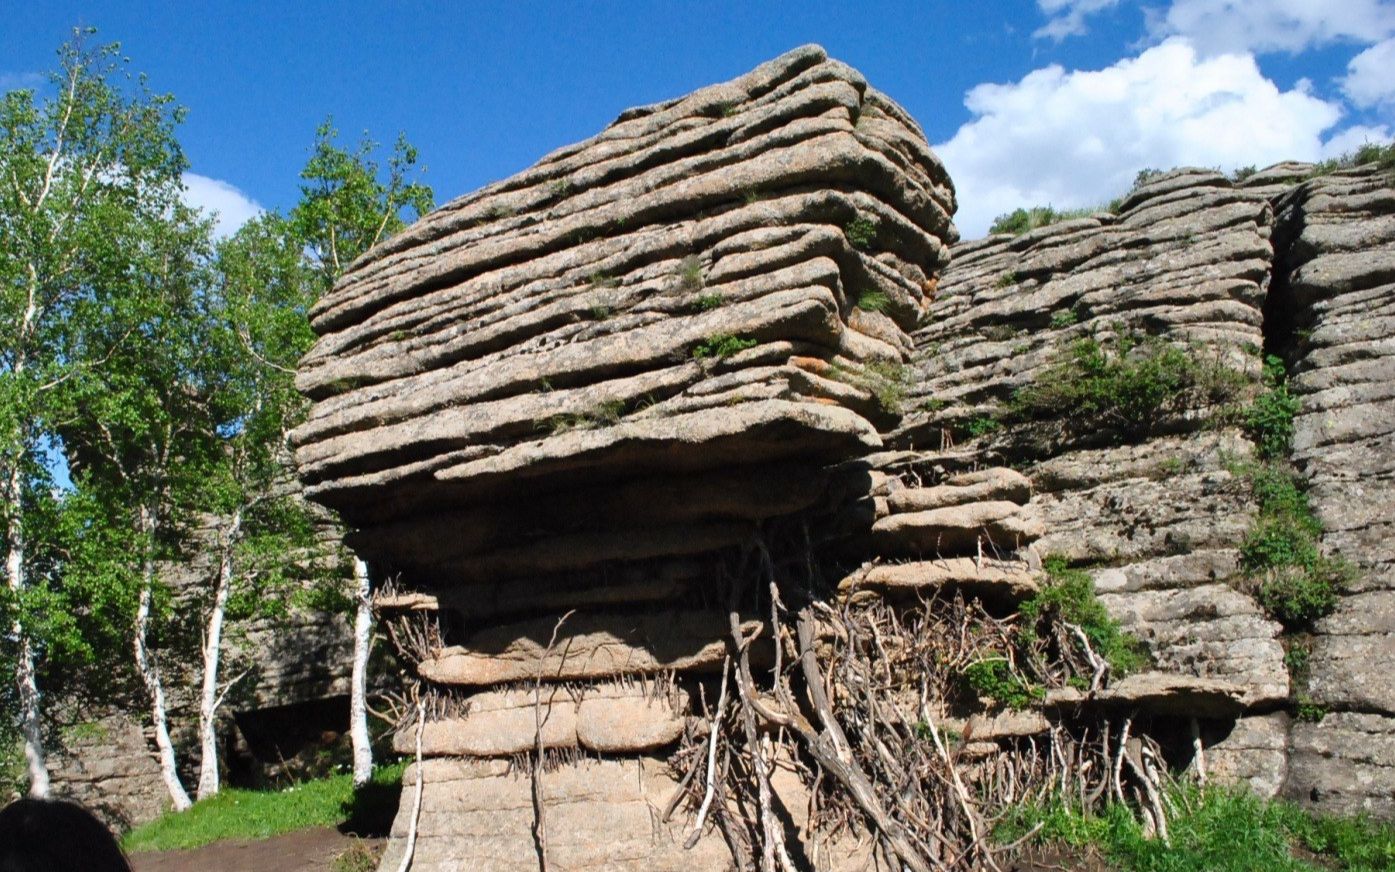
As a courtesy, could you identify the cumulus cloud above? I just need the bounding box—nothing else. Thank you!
[1035,0,1121,40]
[1147,0,1395,55]
[1342,37,1395,107]
[935,38,1355,238]
[181,173,262,239]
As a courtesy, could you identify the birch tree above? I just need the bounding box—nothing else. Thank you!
[290,121,431,786]
[0,30,191,797]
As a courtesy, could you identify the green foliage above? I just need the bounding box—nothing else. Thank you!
[692,334,757,359]
[545,400,627,435]
[1245,356,1299,461]
[123,763,406,852]
[1309,140,1395,178]
[1049,308,1079,328]
[998,785,1395,872]
[693,293,724,312]
[994,271,1019,288]
[1133,168,1164,188]
[588,271,618,289]
[290,118,433,293]
[963,657,1042,710]
[1231,165,1257,183]
[1236,464,1351,630]
[678,254,703,291]
[864,360,909,415]
[988,205,1101,236]
[333,840,383,872]
[965,416,1001,438]
[1009,333,1246,443]
[1022,557,1148,675]
[1295,695,1328,723]
[855,289,891,313]
[587,303,613,321]
[844,216,878,250]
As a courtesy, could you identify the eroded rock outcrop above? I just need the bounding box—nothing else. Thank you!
[295,46,1395,871]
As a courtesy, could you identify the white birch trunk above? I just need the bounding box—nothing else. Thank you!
[4,462,49,798]
[349,557,374,786]
[134,507,192,812]
[196,509,241,800]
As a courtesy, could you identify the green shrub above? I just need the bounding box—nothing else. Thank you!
[692,334,756,359]
[1231,165,1257,183]
[988,205,1102,236]
[864,360,908,415]
[1237,462,1352,630]
[1245,355,1299,460]
[1133,167,1164,188]
[1049,308,1079,328]
[994,271,1018,288]
[845,216,878,250]
[964,657,1042,710]
[693,292,724,312]
[1022,556,1148,676]
[1008,333,1246,442]
[965,416,1001,438]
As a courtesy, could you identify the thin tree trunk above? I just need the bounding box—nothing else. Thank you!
[349,557,373,786]
[134,507,192,812]
[196,509,241,800]
[4,461,49,798]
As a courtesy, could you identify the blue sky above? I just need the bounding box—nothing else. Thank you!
[4,1,1393,237]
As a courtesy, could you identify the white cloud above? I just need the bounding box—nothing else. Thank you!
[1341,37,1395,107]
[1035,0,1121,40]
[935,38,1353,238]
[182,173,262,239]
[1147,0,1395,55]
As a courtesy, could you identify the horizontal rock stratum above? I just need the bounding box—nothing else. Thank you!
[293,44,956,584]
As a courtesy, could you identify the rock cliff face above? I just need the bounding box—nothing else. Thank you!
[294,46,1395,871]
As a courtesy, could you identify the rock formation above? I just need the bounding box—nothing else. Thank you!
[293,46,1395,871]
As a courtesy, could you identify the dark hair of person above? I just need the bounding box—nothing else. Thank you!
[0,797,134,872]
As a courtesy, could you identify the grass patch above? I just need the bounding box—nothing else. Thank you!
[1007,332,1246,444]
[855,289,891,313]
[994,271,1018,289]
[693,292,724,312]
[1309,140,1395,178]
[989,204,1104,236]
[997,785,1395,872]
[123,763,406,853]
[692,334,756,359]
[678,254,703,291]
[544,399,627,435]
[964,657,1043,710]
[1049,308,1080,328]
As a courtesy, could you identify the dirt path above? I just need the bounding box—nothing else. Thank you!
[130,828,382,872]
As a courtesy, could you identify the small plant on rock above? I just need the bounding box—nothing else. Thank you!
[1049,308,1079,328]
[692,334,757,359]
[856,289,891,313]
[845,216,878,250]
[678,254,703,290]
[693,292,724,312]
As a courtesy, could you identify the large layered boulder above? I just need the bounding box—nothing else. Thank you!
[294,45,1395,871]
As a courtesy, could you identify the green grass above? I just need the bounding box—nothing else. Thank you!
[989,205,1104,236]
[1022,556,1149,676]
[122,763,406,853]
[855,289,891,313]
[997,785,1395,872]
[845,216,878,250]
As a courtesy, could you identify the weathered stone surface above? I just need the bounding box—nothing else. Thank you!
[1286,712,1395,817]
[376,757,731,872]
[1045,672,1246,718]
[418,611,759,686]
[870,500,1045,554]
[1209,713,1290,799]
[392,682,689,757]
[839,556,1038,598]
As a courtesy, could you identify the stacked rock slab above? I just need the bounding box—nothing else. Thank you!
[896,163,1395,817]
[1268,163,1395,815]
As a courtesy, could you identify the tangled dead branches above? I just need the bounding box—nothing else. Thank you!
[663,526,1184,871]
